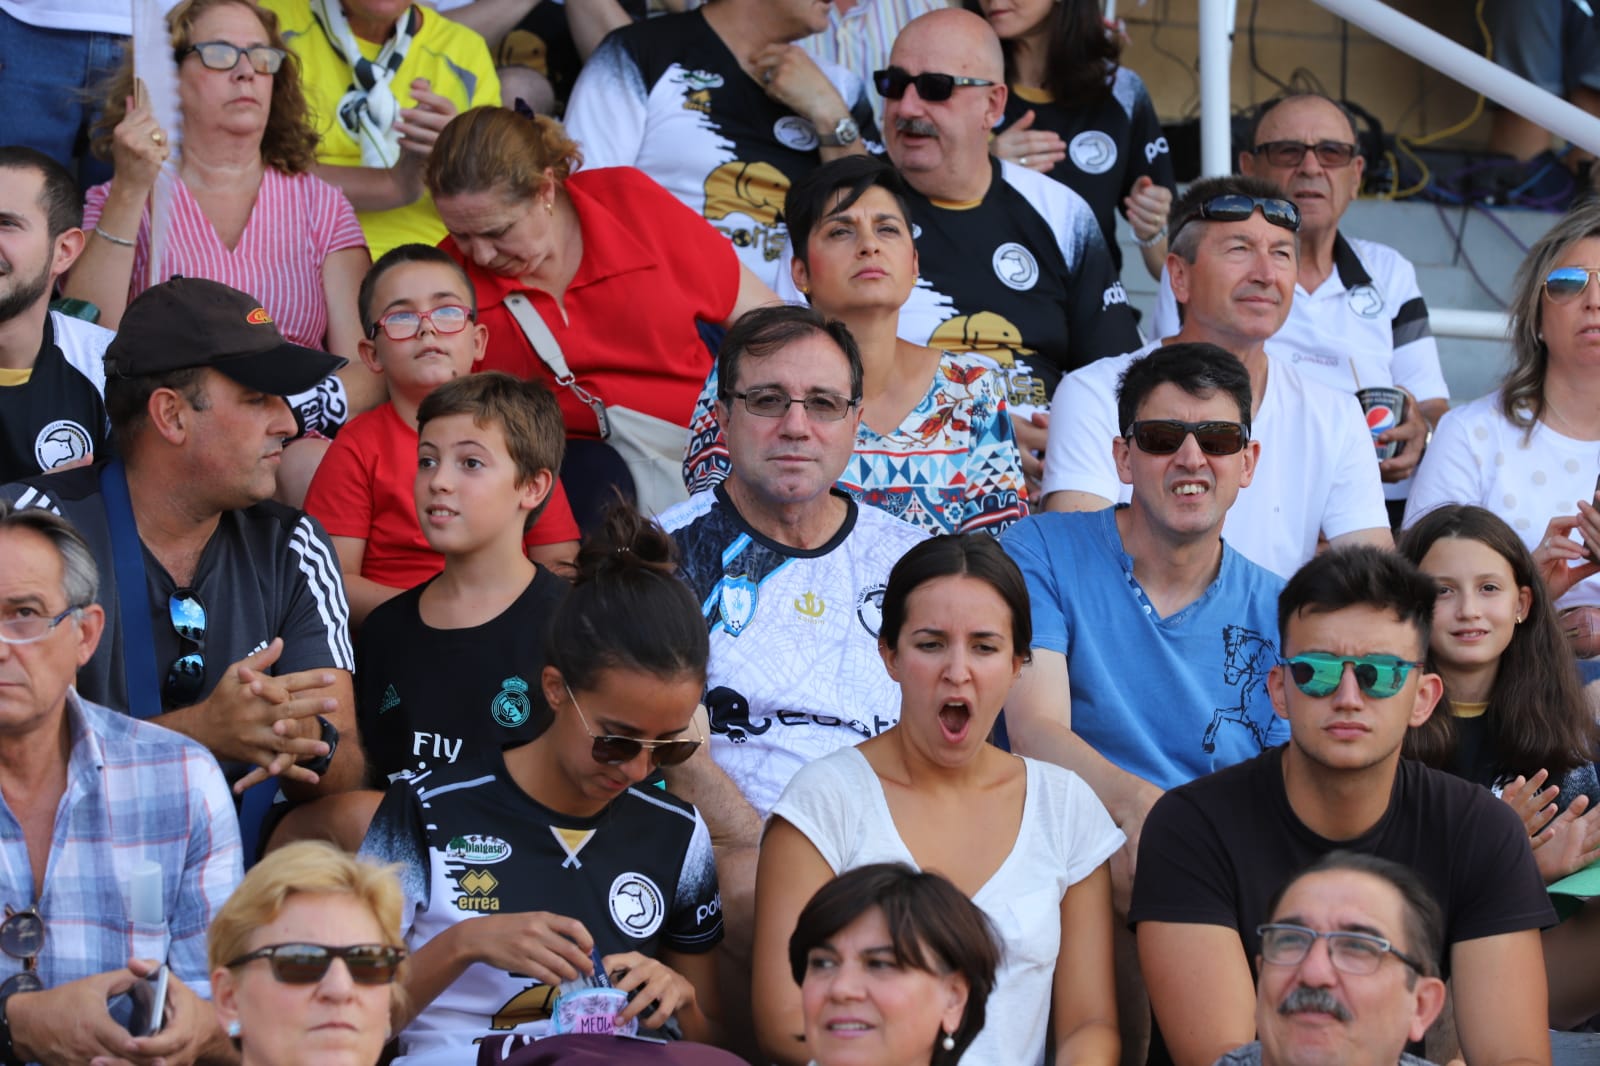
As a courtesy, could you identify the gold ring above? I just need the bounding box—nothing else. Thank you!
[151,131,166,145]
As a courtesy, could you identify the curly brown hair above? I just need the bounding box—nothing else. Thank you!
[92,0,320,174]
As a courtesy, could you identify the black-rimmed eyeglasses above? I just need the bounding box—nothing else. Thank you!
[1249,140,1360,169]
[177,41,288,75]
[1257,923,1425,976]
[721,387,859,423]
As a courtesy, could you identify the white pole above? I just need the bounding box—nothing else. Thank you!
[1311,0,1600,156]
[1429,308,1510,341]
[1198,0,1234,176]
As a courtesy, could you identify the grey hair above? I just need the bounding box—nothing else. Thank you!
[1501,199,1600,434]
[0,499,100,607]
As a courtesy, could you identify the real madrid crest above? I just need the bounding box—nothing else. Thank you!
[491,676,533,728]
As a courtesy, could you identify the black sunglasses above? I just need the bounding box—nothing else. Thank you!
[1125,419,1250,456]
[566,685,703,768]
[873,66,996,102]
[1250,140,1360,168]
[1172,194,1302,241]
[164,588,207,709]
[227,943,406,985]
[0,907,44,998]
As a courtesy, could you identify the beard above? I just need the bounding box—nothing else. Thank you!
[0,254,54,325]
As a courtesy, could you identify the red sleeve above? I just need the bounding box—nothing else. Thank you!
[522,478,580,547]
[303,424,377,540]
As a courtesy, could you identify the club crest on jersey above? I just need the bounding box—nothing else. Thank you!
[720,575,758,636]
[856,584,886,637]
[1069,130,1118,174]
[773,115,820,151]
[33,420,93,472]
[491,676,532,728]
[676,69,723,114]
[444,834,512,865]
[992,242,1039,291]
[609,872,666,939]
[1347,284,1385,319]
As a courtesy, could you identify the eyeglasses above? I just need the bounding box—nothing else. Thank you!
[164,589,207,710]
[1281,652,1424,699]
[0,605,82,646]
[1544,267,1600,304]
[367,304,475,341]
[1249,140,1360,168]
[565,685,703,768]
[1172,194,1302,241]
[177,41,288,75]
[0,907,45,998]
[873,66,996,102]
[227,943,406,985]
[722,387,859,423]
[1125,419,1250,456]
[1257,923,1424,976]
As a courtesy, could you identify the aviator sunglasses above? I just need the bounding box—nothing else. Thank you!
[164,589,207,709]
[873,66,996,102]
[1125,419,1249,456]
[1281,652,1424,699]
[226,943,406,985]
[1544,267,1600,304]
[565,685,703,767]
[0,907,45,998]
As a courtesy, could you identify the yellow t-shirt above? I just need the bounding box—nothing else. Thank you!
[264,0,501,257]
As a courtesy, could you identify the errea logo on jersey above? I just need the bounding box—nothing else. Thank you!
[1103,281,1130,309]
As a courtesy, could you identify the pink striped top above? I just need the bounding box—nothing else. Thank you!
[84,168,367,350]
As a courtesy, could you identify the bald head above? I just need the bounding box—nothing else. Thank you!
[891,8,1004,84]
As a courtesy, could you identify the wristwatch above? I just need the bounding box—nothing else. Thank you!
[300,715,340,776]
[818,116,860,148]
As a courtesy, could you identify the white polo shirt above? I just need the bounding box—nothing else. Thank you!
[1040,344,1388,580]
[1150,234,1447,501]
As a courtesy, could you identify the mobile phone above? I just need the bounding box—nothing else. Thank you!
[126,964,169,1037]
[1590,474,1600,565]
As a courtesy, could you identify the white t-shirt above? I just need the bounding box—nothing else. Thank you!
[773,746,1124,1066]
[1405,390,1600,609]
[1150,236,1447,501]
[1041,345,1388,579]
[0,0,136,32]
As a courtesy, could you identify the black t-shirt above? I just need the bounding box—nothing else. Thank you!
[356,566,566,785]
[496,0,648,109]
[0,313,112,483]
[1130,745,1555,971]
[996,65,1175,274]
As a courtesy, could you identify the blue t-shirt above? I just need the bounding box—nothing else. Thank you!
[1002,507,1288,789]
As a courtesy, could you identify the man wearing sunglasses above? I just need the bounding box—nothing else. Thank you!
[1132,546,1554,1066]
[778,7,1140,497]
[1044,174,1391,581]
[564,0,877,293]
[1,278,365,855]
[1149,94,1446,512]
[1219,852,1447,1066]
[0,502,243,1066]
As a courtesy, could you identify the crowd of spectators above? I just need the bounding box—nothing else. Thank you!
[4,0,1600,1064]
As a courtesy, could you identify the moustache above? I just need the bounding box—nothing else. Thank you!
[1278,985,1351,1021]
[894,117,939,138]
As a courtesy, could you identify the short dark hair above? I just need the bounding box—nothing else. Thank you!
[716,304,864,405]
[784,155,914,271]
[1116,342,1253,435]
[357,243,476,335]
[1267,850,1443,982]
[0,145,82,241]
[416,372,565,531]
[879,534,1031,659]
[1277,546,1437,655]
[788,863,1001,1064]
[104,367,210,456]
[1249,93,1361,149]
[544,505,708,692]
[1168,174,1294,263]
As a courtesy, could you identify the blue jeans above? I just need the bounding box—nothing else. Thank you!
[0,8,125,188]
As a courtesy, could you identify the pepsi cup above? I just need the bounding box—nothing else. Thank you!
[1357,387,1407,461]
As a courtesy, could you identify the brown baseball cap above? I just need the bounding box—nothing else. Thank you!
[103,277,347,395]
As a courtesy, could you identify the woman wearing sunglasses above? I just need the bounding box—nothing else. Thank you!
[683,155,1028,536]
[357,505,726,1065]
[1398,506,1600,880]
[1406,201,1600,628]
[753,534,1123,1065]
[66,0,373,449]
[210,840,407,1066]
[977,0,1175,280]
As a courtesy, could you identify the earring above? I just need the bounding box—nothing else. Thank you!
[545,200,554,216]
[1515,614,1523,623]
[942,1030,955,1051]
[226,1020,241,1039]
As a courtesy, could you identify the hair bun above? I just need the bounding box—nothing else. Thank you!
[573,503,678,585]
